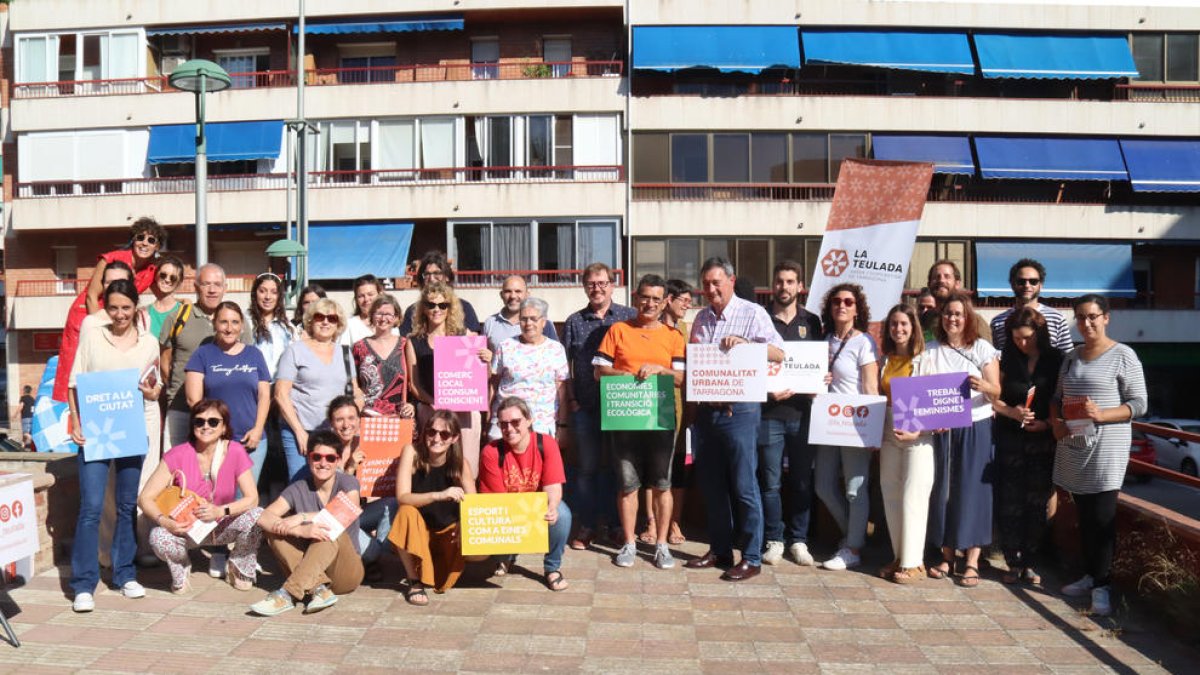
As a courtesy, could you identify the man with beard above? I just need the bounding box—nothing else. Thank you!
[988,258,1072,352]
[482,275,559,353]
[925,260,992,343]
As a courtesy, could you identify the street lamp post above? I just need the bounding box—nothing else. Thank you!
[169,59,231,268]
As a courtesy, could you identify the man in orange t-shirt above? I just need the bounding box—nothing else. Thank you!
[592,274,685,570]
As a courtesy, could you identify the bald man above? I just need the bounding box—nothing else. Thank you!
[481,275,558,353]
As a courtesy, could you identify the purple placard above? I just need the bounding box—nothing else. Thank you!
[890,372,973,433]
[433,335,489,411]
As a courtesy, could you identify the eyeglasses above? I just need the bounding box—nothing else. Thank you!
[308,452,340,464]
[638,295,664,305]
[426,428,455,441]
[422,269,446,279]
[830,297,856,307]
[157,272,180,284]
[311,312,337,324]
[197,281,223,289]
[1015,278,1042,287]
[134,233,158,245]
[585,281,611,290]
[373,312,396,321]
[518,315,542,323]
[425,302,451,311]
[191,417,222,429]
[1075,313,1105,323]
[497,418,523,429]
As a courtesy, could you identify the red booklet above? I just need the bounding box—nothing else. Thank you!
[314,492,363,540]
[1061,395,1096,437]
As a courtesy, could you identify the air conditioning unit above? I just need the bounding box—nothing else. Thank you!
[160,34,191,56]
[161,55,187,76]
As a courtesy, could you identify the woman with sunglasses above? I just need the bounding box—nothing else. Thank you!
[924,292,1000,588]
[185,301,272,485]
[390,411,481,605]
[54,217,166,403]
[276,299,360,482]
[139,400,263,594]
[137,255,184,339]
[1050,295,1146,616]
[251,430,364,616]
[66,279,164,612]
[405,281,491,476]
[292,283,327,328]
[353,294,414,418]
[814,283,879,572]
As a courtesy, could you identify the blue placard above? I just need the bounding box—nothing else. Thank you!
[76,368,148,461]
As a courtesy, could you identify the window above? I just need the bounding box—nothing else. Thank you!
[16,29,142,85]
[471,38,500,80]
[712,134,750,183]
[1130,32,1200,82]
[451,219,620,274]
[830,134,868,182]
[634,133,670,183]
[19,129,149,185]
[1167,33,1199,82]
[543,37,572,78]
[751,133,788,183]
[573,114,621,179]
[791,134,827,183]
[554,116,574,176]
[671,134,708,183]
[1132,34,1164,81]
[215,49,270,89]
[54,246,78,294]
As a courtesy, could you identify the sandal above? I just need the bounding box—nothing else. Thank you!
[401,579,429,606]
[494,559,510,577]
[1023,567,1042,585]
[928,561,953,580]
[638,521,657,545]
[544,570,569,592]
[668,522,685,546]
[879,559,900,579]
[957,565,981,588]
[892,566,925,585]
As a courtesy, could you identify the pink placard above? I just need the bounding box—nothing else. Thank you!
[433,335,489,411]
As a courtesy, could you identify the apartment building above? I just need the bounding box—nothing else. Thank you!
[3,1,1199,423]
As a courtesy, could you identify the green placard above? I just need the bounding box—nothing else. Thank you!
[600,375,676,431]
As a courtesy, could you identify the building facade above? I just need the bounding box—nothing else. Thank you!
[3,0,1199,424]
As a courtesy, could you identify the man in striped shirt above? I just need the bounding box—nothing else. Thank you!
[989,258,1073,352]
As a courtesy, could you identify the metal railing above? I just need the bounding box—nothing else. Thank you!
[11,60,624,100]
[631,183,1111,205]
[1132,421,1200,489]
[16,165,624,199]
[14,275,258,298]
[455,269,625,288]
[1115,83,1200,102]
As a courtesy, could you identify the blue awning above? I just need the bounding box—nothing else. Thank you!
[632,26,801,73]
[974,33,1138,79]
[974,137,1128,181]
[800,30,974,74]
[297,16,463,35]
[147,23,287,36]
[147,120,284,164]
[1119,139,1200,193]
[976,242,1136,298]
[308,223,414,280]
[872,135,975,174]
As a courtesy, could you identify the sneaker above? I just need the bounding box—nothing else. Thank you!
[654,544,676,570]
[821,547,861,571]
[72,592,95,613]
[210,551,228,579]
[1061,574,1094,597]
[305,584,338,614]
[121,580,146,599]
[789,542,815,566]
[762,540,785,566]
[250,589,295,616]
[614,542,638,568]
[1090,586,1112,616]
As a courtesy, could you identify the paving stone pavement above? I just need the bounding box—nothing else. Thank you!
[0,539,1195,673]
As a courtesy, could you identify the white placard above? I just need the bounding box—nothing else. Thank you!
[0,475,39,567]
[686,343,768,402]
[808,394,888,448]
[805,219,920,323]
[767,342,828,394]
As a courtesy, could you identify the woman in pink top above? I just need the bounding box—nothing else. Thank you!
[139,399,264,594]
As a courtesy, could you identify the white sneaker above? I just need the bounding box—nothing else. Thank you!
[821,547,861,571]
[762,541,784,566]
[1061,574,1094,597]
[72,592,95,613]
[789,542,815,566]
[1090,586,1112,616]
[210,551,228,579]
[121,580,146,599]
[614,542,638,568]
[654,544,676,570]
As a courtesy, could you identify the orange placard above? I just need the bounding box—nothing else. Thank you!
[358,417,412,498]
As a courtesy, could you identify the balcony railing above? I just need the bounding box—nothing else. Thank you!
[14,275,259,298]
[16,165,625,199]
[11,61,625,100]
[631,183,1111,205]
[455,269,626,288]
[1115,83,1200,102]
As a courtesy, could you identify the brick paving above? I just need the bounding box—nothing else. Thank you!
[0,540,1194,673]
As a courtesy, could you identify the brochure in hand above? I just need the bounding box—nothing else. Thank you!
[313,492,364,540]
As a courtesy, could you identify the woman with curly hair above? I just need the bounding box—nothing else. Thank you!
[404,281,492,475]
[814,283,879,572]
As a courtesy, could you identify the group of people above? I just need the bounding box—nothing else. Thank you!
[54,217,1146,619]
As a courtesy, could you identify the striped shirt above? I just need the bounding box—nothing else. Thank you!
[991,303,1073,353]
[689,295,784,349]
[1052,343,1147,494]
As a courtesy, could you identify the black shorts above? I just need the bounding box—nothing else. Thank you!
[608,430,675,492]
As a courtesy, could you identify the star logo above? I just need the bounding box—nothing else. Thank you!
[892,395,926,433]
[821,249,850,277]
[85,417,129,459]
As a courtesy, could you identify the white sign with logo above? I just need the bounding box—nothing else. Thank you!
[805,220,920,323]
[686,343,768,402]
[808,394,888,448]
[768,342,828,395]
[0,474,39,567]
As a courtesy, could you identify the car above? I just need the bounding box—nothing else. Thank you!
[1128,429,1156,482]
[1141,418,1200,478]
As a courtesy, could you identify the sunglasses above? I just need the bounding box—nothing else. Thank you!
[309,452,340,464]
[134,233,158,245]
[830,297,856,307]
[191,417,222,429]
[426,428,455,441]
[425,302,451,311]
[158,272,180,284]
[1014,278,1042,286]
[497,419,523,429]
[311,312,337,324]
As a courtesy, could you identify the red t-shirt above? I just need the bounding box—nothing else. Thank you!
[69,249,159,316]
[478,433,566,493]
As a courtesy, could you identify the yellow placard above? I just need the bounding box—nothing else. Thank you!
[460,492,549,556]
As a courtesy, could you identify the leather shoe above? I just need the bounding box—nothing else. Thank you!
[684,551,734,569]
[720,560,761,582]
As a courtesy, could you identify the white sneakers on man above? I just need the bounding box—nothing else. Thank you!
[1090,586,1112,616]
[1061,574,1094,597]
[821,547,861,571]
[789,542,815,566]
[762,541,785,565]
[121,580,146,598]
[72,592,95,613]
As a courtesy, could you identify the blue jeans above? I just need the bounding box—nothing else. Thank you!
[567,409,615,532]
[357,497,397,564]
[72,452,142,594]
[280,426,307,483]
[815,445,873,550]
[494,500,572,574]
[757,415,816,546]
[695,403,763,565]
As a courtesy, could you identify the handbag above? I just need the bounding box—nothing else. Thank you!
[154,469,201,525]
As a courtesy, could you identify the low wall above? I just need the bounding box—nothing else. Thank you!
[0,452,79,573]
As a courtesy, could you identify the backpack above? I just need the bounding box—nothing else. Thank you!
[168,301,194,346]
[496,432,545,473]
